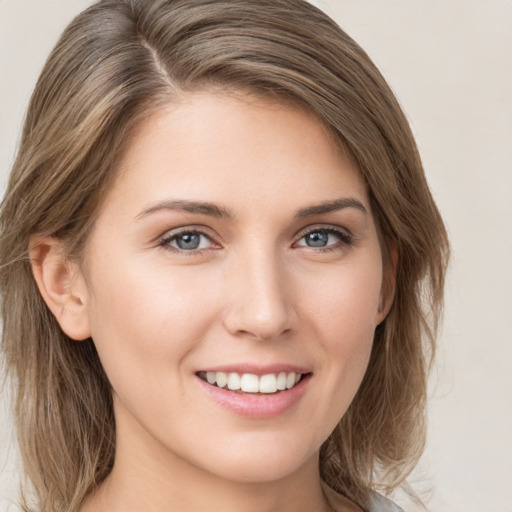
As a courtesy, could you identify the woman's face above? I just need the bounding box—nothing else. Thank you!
[79,91,389,484]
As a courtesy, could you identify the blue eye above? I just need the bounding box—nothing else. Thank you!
[295,228,352,249]
[304,231,330,247]
[161,231,213,251]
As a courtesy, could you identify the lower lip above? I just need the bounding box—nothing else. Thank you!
[196,374,311,419]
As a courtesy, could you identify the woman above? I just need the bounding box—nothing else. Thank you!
[0,1,449,511]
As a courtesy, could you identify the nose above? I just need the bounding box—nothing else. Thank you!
[222,247,295,341]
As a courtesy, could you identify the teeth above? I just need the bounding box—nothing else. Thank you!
[286,372,296,389]
[276,372,287,390]
[259,374,277,393]
[203,371,303,394]
[215,371,227,389]
[240,373,259,393]
[227,372,241,390]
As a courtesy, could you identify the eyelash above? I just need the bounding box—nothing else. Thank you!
[293,226,353,253]
[158,225,353,255]
[159,228,217,255]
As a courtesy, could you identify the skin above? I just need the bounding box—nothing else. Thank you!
[32,91,393,512]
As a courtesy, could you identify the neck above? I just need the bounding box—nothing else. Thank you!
[97,460,332,512]
[84,405,334,512]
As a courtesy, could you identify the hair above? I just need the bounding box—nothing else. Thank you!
[0,1,449,511]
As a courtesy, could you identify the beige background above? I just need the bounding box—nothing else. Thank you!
[1,1,511,510]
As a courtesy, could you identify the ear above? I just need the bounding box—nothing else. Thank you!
[375,245,398,325]
[29,236,91,341]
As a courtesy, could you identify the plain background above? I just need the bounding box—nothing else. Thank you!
[1,1,511,511]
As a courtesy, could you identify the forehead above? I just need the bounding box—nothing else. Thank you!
[100,91,368,220]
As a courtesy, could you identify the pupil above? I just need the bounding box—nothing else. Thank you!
[177,233,200,250]
[307,232,328,247]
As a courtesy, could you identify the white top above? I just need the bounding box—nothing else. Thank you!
[367,492,405,512]
[322,482,404,512]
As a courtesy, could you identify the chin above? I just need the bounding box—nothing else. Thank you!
[185,430,320,485]
[205,456,311,485]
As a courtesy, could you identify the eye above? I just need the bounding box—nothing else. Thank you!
[294,227,352,250]
[160,230,216,252]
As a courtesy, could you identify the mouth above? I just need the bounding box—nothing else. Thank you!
[196,371,309,394]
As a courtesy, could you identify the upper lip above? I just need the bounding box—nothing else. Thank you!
[197,363,311,375]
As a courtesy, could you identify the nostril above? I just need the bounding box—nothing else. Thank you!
[236,327,293,342]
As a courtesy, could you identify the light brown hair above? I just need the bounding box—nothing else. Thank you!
[0,1,449,511]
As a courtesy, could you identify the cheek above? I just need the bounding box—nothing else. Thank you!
[302,260,382,414]
[304,258,382,344]
[84,256,222,386]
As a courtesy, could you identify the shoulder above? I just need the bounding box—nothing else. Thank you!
[367,492,405,512]
[322,482,405,512]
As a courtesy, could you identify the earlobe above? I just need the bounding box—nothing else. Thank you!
[29,236,91,341]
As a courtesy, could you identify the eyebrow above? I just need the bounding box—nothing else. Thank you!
[136,200,233,220]
[136,197,367,221]
[295,197,367,218]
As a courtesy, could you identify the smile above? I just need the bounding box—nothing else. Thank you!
[197,371,304,394]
